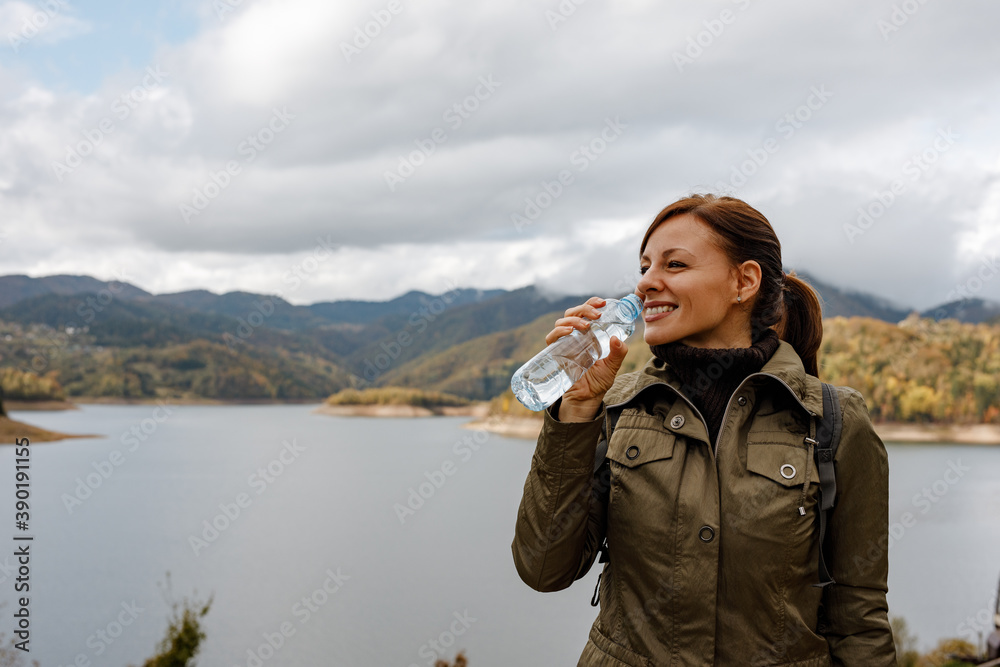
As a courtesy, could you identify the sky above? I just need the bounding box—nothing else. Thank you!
[0,0,998,310]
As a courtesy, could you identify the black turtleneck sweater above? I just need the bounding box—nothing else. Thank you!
[649,327,781,446]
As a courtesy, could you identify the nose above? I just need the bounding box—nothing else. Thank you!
[636,270,657,299]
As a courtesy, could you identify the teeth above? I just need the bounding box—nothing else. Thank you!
[646,305,677,315]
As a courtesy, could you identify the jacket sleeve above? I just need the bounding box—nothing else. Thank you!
[820,388,897,665]
[511,395,610,593]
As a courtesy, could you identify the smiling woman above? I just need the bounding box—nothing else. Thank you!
[511,193,897,666]
[637,195,823,371]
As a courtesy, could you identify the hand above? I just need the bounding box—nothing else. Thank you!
[546,296,630,413]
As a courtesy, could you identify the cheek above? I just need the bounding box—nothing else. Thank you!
[685,284,727,317]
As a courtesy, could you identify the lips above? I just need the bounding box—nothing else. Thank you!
[643,304,677,322]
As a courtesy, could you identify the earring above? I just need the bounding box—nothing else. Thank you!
[737,295,742,303]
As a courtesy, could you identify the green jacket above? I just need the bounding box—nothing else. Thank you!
[511,340,896,666]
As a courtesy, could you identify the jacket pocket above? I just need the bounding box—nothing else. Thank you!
[745,436,820,487]
[605,409,676,468]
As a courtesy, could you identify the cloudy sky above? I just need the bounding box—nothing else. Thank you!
[1,0,998,310]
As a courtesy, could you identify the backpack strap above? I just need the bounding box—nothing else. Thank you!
[590,405,621,606]
[591,405,622,474]
[811,381,843,588]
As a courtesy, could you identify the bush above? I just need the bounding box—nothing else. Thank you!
[132,572,213,667]
[325,386,470,407]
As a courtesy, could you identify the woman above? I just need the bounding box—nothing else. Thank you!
[511,194,896,666]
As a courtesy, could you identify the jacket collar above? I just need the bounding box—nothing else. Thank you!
[604,340,825,418]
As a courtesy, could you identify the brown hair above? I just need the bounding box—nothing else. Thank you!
[640,193,824,377]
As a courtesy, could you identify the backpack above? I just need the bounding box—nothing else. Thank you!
[589,381,843,607]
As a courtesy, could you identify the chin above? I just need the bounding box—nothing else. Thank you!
[644,329,684,347]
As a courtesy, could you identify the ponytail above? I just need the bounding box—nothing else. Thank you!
[774,270,824,378]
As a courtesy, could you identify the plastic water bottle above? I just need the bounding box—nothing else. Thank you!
[511,294,644,411]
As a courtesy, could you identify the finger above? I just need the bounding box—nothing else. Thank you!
[544,325,576,345]
[564,297,605,317]
[553,315,594,331]
[563,304,602,320]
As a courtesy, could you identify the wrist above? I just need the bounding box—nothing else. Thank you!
[558,395,604,422]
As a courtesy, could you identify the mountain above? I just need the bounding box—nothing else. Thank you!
[919,298,1000,324]
[792,270,915,323]
[0,273,150,309]
[306,288,508,325]
[1,272,998,402]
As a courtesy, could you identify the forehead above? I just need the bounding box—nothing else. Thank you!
[641,213,718,260]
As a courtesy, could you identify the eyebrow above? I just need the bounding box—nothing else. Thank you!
[640,247,689,262]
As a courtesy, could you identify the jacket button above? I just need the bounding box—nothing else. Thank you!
[699,526,715,543]
[670,414,685,429]
[626,445,640,460]
[737,395,747,406]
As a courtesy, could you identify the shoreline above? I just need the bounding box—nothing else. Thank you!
[313,403,490,418]
[7,399,1000,444]
[0,416,99,444]
[6,397,326,410]
[463,415,1000,444]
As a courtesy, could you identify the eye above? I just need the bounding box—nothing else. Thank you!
[639,266,649,275]
[668,261,685,268]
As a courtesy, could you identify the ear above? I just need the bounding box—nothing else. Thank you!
[737,260,763,300]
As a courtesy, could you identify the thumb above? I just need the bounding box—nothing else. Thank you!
[606,336,628,369]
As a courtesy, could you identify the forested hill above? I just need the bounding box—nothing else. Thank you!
[0,273,998,424]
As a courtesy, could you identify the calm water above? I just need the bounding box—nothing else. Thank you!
[0,404,998,665]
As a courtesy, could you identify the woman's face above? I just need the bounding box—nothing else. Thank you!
[636,213,759,349]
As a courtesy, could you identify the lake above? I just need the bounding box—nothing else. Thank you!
[1,404,998,666]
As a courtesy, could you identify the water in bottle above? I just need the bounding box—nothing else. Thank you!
[511,294,644,411]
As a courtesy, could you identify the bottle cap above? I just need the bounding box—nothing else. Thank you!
[619,294,644,321]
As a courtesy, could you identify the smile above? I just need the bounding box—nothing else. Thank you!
[644,305,677,321]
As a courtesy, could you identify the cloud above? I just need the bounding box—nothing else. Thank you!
[1,0,999,310]
[0,1,91,50]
